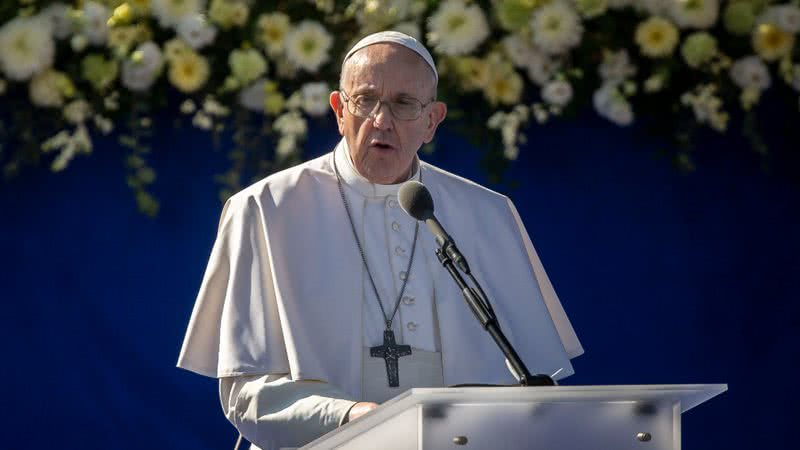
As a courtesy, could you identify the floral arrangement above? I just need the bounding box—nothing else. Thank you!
[1,0,798,215]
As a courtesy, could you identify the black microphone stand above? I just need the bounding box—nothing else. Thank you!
[435,242,555,387]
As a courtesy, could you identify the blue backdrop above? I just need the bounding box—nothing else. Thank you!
[0,107,798,449]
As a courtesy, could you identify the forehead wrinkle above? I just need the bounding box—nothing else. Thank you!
[341,43,436,98]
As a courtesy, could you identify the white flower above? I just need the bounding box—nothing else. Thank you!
[598,49,637,84]
[541,80,573,106]
[501,34,539,68]
[151,0,205,28]
[593,83,633,126]
[530,0,584,55]
[81,2,110,45]
[284,21,333,73]
[681,84,728,131]
[238,79,267,112]
[46,124,93,172]
[256,12,290,55]
[41,2,73,40]
[758,4,800,34]
[274,110,308,136]
[63,99,91,124]
[93,115,113,134]
[29,70,65,107]
[276,135,298,157]
[177,14,217,49]
[180,98,197,114]
[730,55,771,91]
[524,50,561,86]
[670,0,719,29]
[192,111,212,129]
[0,16,55,81]
[203,96,230,117]
[121,42,164,92]
[300,82,330,117]
[427,0,490,55]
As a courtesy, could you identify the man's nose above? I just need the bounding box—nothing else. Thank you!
[370,102,394,130]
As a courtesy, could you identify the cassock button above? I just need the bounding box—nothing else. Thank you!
[388,199,398,208]
[402,296,415,305]
[407,322,418,331]
[391,222,401,231]
[395,246,406,255]
[399,271,407,281]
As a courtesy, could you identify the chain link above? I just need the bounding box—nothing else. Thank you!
[333,151,419,330]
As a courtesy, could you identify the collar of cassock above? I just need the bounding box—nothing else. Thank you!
[334,138,421,198]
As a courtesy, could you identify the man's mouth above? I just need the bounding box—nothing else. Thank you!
[369,141,395,151]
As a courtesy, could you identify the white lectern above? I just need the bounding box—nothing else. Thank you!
[301,384,727,449]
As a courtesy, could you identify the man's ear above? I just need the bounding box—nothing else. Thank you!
[329,91,345,135]
[423,101,447,144]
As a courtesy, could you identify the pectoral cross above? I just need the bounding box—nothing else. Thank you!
[370,329,412,387]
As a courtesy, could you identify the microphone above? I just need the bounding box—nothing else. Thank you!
[398,181,470,274]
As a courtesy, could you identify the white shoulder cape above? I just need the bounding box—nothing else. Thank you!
[177,142,583,398]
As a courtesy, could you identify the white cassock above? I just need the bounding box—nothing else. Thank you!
[177,138,583,450]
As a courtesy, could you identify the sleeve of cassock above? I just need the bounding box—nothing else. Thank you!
[219,375,358,450]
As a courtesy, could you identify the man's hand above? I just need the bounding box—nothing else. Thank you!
[346,401,379,422]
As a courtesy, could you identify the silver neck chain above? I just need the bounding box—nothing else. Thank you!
[332,152,419,330]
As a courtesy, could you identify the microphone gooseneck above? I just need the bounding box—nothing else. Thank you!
[397,180,555,387]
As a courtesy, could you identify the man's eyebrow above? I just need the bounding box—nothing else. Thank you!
[350,85,378,95]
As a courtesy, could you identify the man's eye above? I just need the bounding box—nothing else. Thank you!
[356,96,379,106]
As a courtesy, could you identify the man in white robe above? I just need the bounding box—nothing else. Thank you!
[177,31,583,450]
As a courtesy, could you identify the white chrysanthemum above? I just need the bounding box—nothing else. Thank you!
[177,14,217,49]
[121,42,164,92]
[29,69,65,107]
[284,21,333,73]
[502,34,539,68]
[729,55,770,91]
[151,0,205,28]
[0,16,55,81]
[541,79,573,106]
[41,2,73,39]
[530,0,584,55]
[525,49,561,86]
[758,4,800,34]
[670,0,719,29]
[256,13,290,55]
[598,49,637,84]
[300,82,330,117]
[427,0,490,55]
[593,83,634,125]
[81,2,110,45]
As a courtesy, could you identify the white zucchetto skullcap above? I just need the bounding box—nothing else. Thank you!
[342,31,438,83]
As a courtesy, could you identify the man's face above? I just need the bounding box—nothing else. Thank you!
[329,44,447,184]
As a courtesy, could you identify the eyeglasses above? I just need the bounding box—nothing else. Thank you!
[339,90,433,121]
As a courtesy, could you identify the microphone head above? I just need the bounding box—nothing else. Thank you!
[398,180,434,221]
